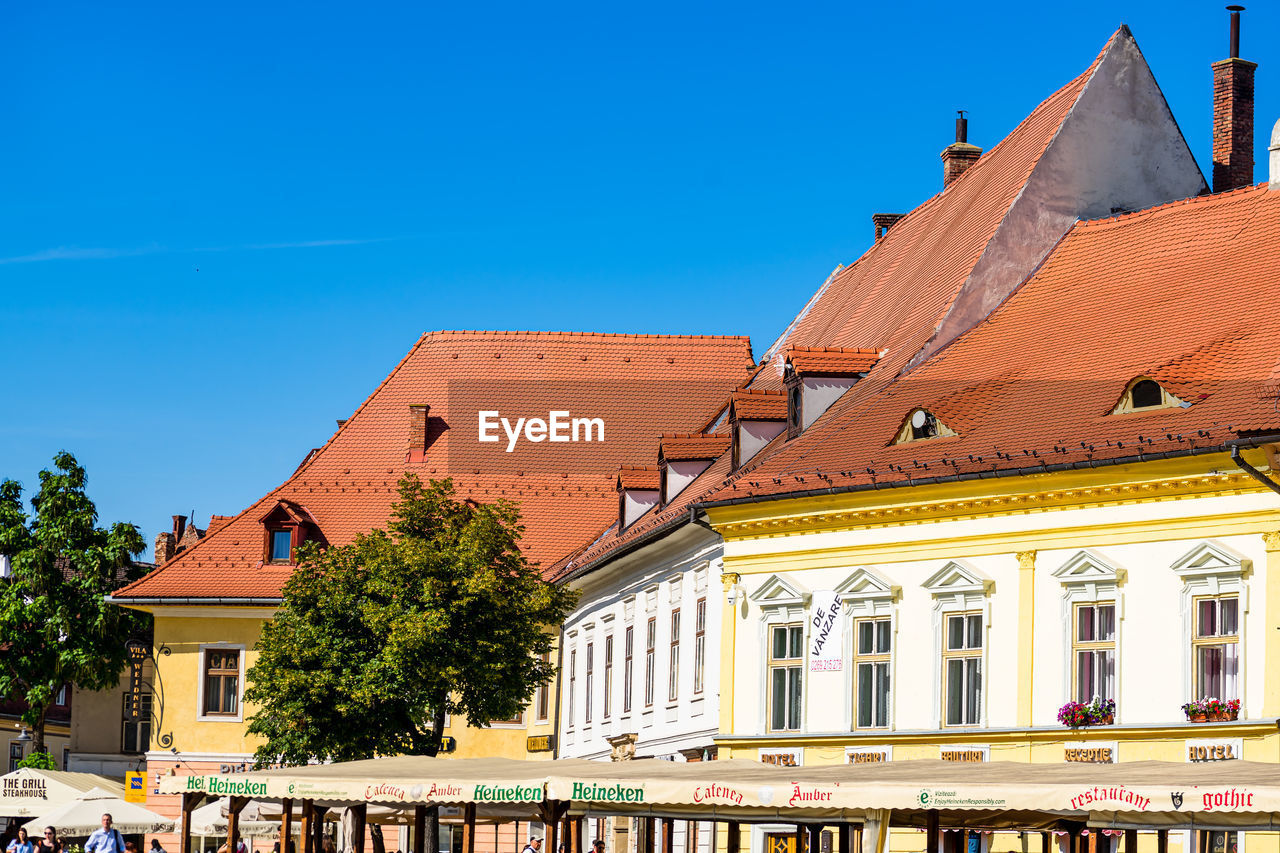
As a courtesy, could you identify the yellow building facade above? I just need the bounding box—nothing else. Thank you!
[707,451,1280,853]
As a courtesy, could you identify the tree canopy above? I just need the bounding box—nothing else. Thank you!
[245,474,576,766]
[0,451,148,755]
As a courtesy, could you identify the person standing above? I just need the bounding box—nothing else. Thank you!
[37,828,61,853]
[6,828,35,853]
[149,841,167,853]
[521,837,542,853]
[85,815,126,853]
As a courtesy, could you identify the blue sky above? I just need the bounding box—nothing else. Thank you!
[3,1,1277,548]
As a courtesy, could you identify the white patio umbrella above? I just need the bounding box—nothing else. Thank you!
[190,799,282,838]
[23,787,174,836]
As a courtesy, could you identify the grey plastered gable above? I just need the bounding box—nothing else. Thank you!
[908,27,1208,370]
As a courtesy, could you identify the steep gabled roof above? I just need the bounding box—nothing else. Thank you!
[553,27,1209,581]
[115,331,754,601]
[704,183,1280,505]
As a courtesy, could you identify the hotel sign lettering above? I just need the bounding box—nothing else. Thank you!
[1188,743,1237,762]
[940,749,987,763]
[759,751,801,767]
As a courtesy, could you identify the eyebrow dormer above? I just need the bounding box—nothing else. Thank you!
[616,466,660,532]
[259,500,327,565]
[784,347,881,438]
[658,434,731,504]
[728,389,787,471]
[1111,377,1189,414]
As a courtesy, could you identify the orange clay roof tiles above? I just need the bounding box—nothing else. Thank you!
[729,389,788,421]
[616,466,661,490]
[658,434,733,461]
[116,331,754,601]
[704,183,1280,504]
[785,347,883,375]
[751,36,1109,395]
[548,38,1123,579]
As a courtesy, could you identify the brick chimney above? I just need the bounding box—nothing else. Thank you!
[408,404,430,457]
[153,531,176,565]
[941,111,982,187]
[1212,6,1257,192]
[872,213,905,242]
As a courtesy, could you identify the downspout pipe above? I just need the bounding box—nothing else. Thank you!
[1229,441,1280,497]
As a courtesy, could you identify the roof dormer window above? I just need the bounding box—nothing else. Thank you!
[894,409,956,444]
[1111,377,1188,414]
[259,500,326,566]
[783,347,881,438]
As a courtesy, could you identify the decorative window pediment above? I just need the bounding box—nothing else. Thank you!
[1052,550,1127,598]
[835,566,900,617]
[750,574,811,620]
[923,560,992,609]
[1172,541,1251,592]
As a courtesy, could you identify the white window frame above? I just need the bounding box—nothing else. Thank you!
[749,575,811,735]
[196,643,247,723]
[835,567,900,731]
[923,561,992,729]
[1172,541,1251,707]
[1051,550,1127,716]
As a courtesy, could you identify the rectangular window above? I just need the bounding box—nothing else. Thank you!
[942,612,982,726]
[644,617,656,707]
[8,742,22,773]
[584,642,594,724]
[767,623,804,732]
[568,649,576,726]
[535,652,550,722]
[853,617,891,728]
[1193,595,1239,699]
[55,685,68,706]
[1072,602,1116,702]
[693,598,707,695]
[623,626,634,714]
[122,692,152,754]
[603,636,614,719]
[269,529,292,562]
[202,649,240,716]
[668,609,681,702]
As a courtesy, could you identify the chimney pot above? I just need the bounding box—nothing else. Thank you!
[955,110,968,144]
[1228,5,1244,58]
[1212,6,1257,192]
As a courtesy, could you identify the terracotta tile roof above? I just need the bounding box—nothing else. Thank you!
[729,389,787,421]
[616,466,661,490]
[753,33,1116,394]
[115,331,754,601]
[658,434,733,462]
[785,347,883,375]
[704,183,1280,504]
[548,32,1137,580]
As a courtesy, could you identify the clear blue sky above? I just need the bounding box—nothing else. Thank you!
[3,1,1277,549]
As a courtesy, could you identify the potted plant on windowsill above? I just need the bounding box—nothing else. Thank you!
[1182,698,1240,722]
[1057,698,1115,728]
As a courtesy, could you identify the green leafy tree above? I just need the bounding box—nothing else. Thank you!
[245,474,576,765]
[0,452,149,755]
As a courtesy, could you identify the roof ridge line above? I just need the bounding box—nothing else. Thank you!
[418,329,752,342]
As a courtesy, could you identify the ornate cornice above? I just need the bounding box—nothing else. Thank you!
[714,471,1257,538]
